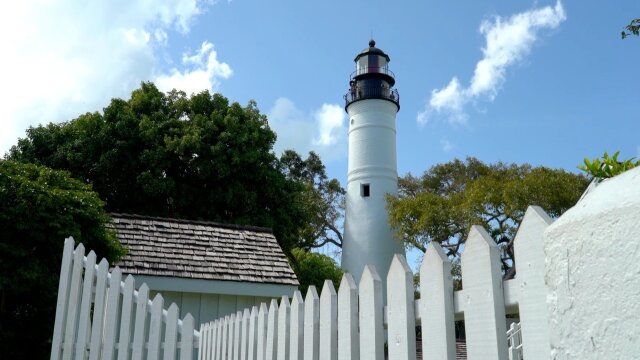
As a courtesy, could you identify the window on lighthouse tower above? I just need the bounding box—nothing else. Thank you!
[361,183,370,197]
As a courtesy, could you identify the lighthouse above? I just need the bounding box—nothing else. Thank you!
[341,40,405,284]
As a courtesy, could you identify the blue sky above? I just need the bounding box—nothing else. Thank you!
[1,1,638,265]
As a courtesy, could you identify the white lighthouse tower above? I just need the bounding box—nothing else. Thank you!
[341,40,405,283]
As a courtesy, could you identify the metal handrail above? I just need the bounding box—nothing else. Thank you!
[344,86,400,108]
[350,66,395,80]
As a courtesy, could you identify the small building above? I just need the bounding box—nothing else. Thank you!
[109,213,299,326]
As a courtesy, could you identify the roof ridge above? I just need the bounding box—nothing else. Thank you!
[109,213,274,234]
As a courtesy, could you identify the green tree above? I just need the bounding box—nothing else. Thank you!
[578,151,639,179]
[8,82,309,254]
[0,160,124,358]
[387,158,589,276]
[279,150,345,249]
[622,18,640,39]
[289,248,343,295]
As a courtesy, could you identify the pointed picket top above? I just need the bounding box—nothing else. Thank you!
[320,280,338,360]
[103,266,123,360]
[131,283,150,360]
[464,225,498,254]
[222,315,230,360]
[241,307,251,360]
[257,302,269,360]
[164,303,179,359]
[89,258,110,360]
[277,296,291,360]
[180,314,195,360]
[248,305,259,360]
[147,293,165,360]
[420,242,455,360]
[234,310,242,360]
[289,291,304,360]
[62,242,85,359]
[118,275,136,360]
[265,299,279,360]
[75,250,97,360]
[304,286,320,360]
[338,273,359,360]
[358,265,384,360]
[387,255,416,360]
[512,205,552,359]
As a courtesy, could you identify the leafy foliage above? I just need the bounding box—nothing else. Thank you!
[0,160,124,358]
[622,18,640,39]
[279,150,345,249]
[578,151,639,179]
[8,82,313,254]
[289,248,343,295]
[387,158,589,273]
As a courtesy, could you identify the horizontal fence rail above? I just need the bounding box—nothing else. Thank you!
[51,238,200,360]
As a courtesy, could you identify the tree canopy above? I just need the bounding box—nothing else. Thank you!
[0,160,124,358]
[8,82,333,255]
[387,157,589,274]
[622,18,640,39]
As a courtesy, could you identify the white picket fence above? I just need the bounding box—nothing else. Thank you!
[50,238,199,360]
[196,205,552,360]
[52,205,551,359]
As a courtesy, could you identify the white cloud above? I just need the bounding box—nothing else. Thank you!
[417,1,566,125]
[268,98,346,163]
[156,42,232,95]
[0,0,223,154]
[440,138,454,152]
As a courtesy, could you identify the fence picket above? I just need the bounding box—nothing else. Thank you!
[386,255,416,360]
[222,316,229,360]
[75,250,96,360]
[229,313,237,360]
[62,243,85,359]
[212,320,219,360]
[247,306,259,360]
[180,314,195,360]
[147,294,165,360]
[118,275,136,360]
[420,242,456,359]
[266,299,279,360]
[131,283,150,360]
[319,280,338,360]
[303,286,320,360]
[359,265,384,360]
[199,323,209,360]
[337,274,359,360]
[88,258,110,360]
[102,267,123,360]
[51,237,74,360]
[241,308,251,360]
[289,291,304,360]
[164,303,179,360]
[256,303,269,360]
[462,226,508,360]
[277,296,291,360]
[234,311,242,360]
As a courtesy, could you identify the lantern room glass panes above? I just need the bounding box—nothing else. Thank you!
[356,55,388,76]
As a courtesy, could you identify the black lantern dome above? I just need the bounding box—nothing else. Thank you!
[345,40,399,110]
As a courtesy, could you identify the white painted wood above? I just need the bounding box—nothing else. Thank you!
[276,296,290,360]
[199,323,209,360]
[338,273,359,360]
[228,313,237,360]
[164,303,179,360]
[256,303,268,360]
[102,267,123,360]
[62,243,85,359]
[513,206,552,359]
[51,237,74,360]
[222,316,229,360]
[303,286,320,360]
[241,308,251,360]
[211,320,219,360]
[181,314,195,360]
[461,225,508,360]
[247,306,259,360]
[75,250,96,360]
[117,275,136,360]
[234,311,242,360]
[289,291,304,360]
[386,255,416,360]
[358,265,384,360]
[147,294,165,360]
[88,258,109,360]
[131,283,150,360]
[319,280,338,360]
[421,242,456,359]
[265,299,279,360]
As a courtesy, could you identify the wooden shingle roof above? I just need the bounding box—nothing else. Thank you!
[109,213,299,286]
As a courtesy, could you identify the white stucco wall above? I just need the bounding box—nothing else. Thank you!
[544,167,640,359]
[342,99,405,285]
